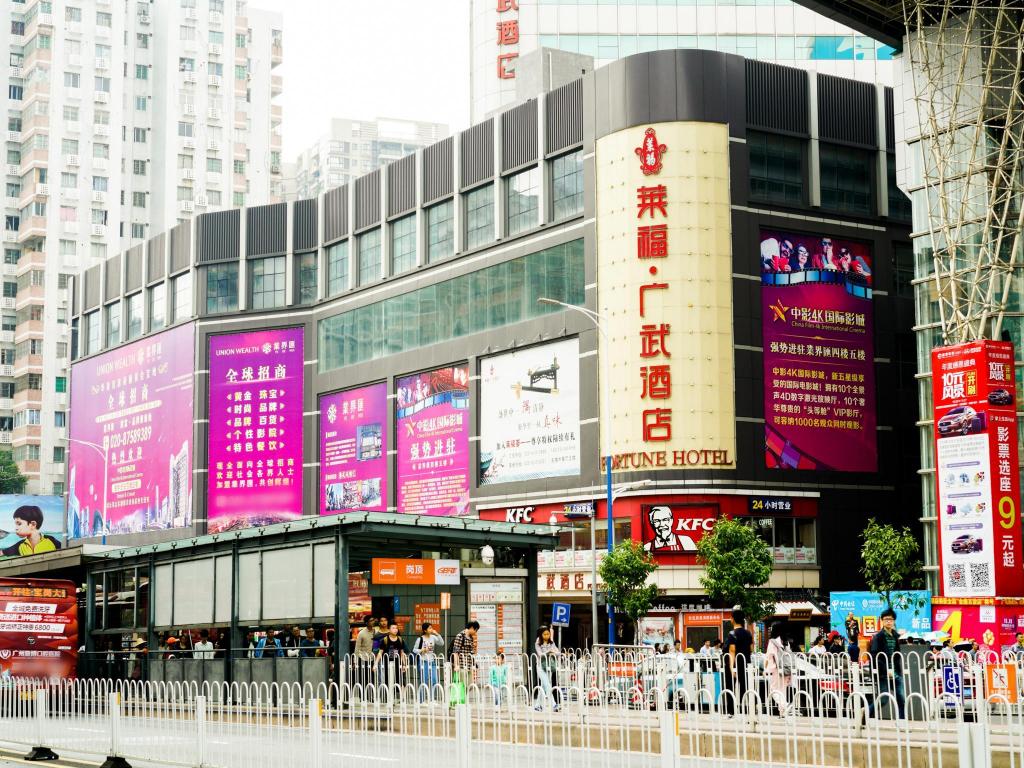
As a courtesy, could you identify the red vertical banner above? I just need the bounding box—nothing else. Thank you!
[932,341,1023,598]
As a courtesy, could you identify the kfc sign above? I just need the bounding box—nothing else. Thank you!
[640,504,719,562]
[372,558,461,586]
[505,506,534,523]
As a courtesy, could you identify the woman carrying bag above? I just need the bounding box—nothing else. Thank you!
[764,622,794,717]
[534,625,560,711]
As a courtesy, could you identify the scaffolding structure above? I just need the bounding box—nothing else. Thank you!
[902,1,1024,344]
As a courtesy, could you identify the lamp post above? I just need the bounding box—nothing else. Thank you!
[68,437,109,545]
[537,297,620,646]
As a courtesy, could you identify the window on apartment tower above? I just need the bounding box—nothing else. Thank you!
[296,252,317,304]
[105,301,120,346]
[96,11,111,26]
[249,257,286,310]
[210,30,224,45]
[2,283,15,299]
[63,72,80,88]
[132,192,146,208]
[135,64,148,80]
[4,183,17,198]
[131,223,145,239]
[133,128,147,143]
[133,160,146,176]
[91,209,107,225]
[0,383,12,398]
[748,131,805,206]
[505,167,540,237]
[551,150,583,221]
[8,86,22,100]
[56,342,67,359]
[3,250,18,265]
[55,377,66,394]
[94,143,109,159]
[149,283,165,329]
[207,157,222,173]
[136,34,149,49]
[235,33,246,48]
[10,21,24,35]
[94,76,110,93]
[463,184,494,250]
[66,6,81,21]
[61,138,78,156]
[211,0,224,11]
[232,192,244,207]
[206,263,239,313]
[54,411,66,428]
[390,215,416,275]
[126,293,142,340]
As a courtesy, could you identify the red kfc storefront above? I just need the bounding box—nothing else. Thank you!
[478,493,819,646]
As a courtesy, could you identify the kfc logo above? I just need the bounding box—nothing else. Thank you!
[505,506,535,523]
[642,505,718,555]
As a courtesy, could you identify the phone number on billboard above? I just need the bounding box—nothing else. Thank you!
[106,426,153,449]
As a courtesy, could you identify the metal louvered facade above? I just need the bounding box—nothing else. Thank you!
[745,60,809,136]
[196,210,241,264]
[422,137,454,204]
[293,198,318,251]
[323,186,349,243]
[817,73,878,148]
[501,100,538,173]
[354,170,381,232]
[246,203,288,258]
[147,234,166,283]
[546,79,583,155]
[460,119,494,190]
[387,154,416,218]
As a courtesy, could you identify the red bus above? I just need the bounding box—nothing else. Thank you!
[0,578,78,679]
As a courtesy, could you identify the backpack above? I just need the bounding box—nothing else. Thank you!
[776,640,795,676]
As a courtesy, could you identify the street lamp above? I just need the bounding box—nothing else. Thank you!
[537,296,621,646]
[67,437,109,545]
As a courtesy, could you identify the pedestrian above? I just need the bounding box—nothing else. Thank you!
[534,625,560,711]
[192,629,215,660]
[489,652,509,706]
[1008,632,1024,660]
[164,636,180,660]
[808,636,827,659]
[710,639,722,657]
[283,625,303,658]
[413,622,442,698]
[764,623,793,717]
[354,617,377,689]
[867,607,905,719]
[724,608,753,716]
[825,631,845,655]
[300,627,323,658]
[845,613,860,646]
[372,617,389,654]
[699,640,712,657]
[847,634,860,665]
[128,639,146,681]
[450,620,479,701]
[376,622,406,687]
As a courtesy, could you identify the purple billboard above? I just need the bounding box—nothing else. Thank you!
[761,230,876,472]
[207,327,304,533]
[396,365,470,516]
[68,322,195,538]
[320,383,387,514]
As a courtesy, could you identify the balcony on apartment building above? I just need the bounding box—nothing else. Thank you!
[12,385,42,410]
[271,40,283,67]
[270,104,282,128]
[16,217,46,244]
[11,424,41,445]
[271,74,283,97]
[22,45,52,72]
[15,184,48,213]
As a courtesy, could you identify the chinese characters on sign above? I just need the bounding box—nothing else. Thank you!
[207,327,304,533]
[931,341,1024,598]
[396,365,470,516]
[495,0,518,79]
[0,578,78,679]
[68,322,195,538]
[640,504,718,563]
[479,339,581,485]
[761,230,877,472]
[320,383,387,515]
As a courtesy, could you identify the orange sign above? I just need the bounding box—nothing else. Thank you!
[440,591,451,610]
[414,603,441,631]
[985,664,1019,704]
[372,558,461,586]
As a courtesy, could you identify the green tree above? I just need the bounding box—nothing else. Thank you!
[859,518,925,613]
[598,540,660,635]
[696,518,775,621]
[0,450,26,494]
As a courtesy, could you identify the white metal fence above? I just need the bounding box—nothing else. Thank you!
[1,650,1021,768]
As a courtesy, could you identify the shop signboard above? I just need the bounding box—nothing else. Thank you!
[207,327,304,533]
[396,365,470,516]
[639,504,718,563]
[0,578,78,678]
[596,122,736,474]
[479,338,580,485]
[829,591,932,638]
[320,383,387,514]
[68,322,195,538]
[372,558,460,586]
[761,229,876,472]
[0,496,64,558]
[932,341,1024,597]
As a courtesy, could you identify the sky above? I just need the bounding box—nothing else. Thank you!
[253,0,472,159]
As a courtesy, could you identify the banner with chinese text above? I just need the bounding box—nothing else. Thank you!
[207,327,304,533]
[320,383,387,514]
[761,229,876,472]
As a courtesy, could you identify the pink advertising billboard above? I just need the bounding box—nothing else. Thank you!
[207,327,304,533]
[68,322,195,538]
[761,230,877,472]
[396,365,470,516]
[320,383,387,514]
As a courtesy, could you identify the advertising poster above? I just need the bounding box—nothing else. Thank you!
[932,600,1024,652]
[68,323,195,538]
[638,616,677,647]
[932,341,1024,598]
[207,327,304,533]
[760,230,876,472]
[396,365,470,517]
[639,504,718,563]
[829,591,932,638]
[479,339,580,485]
[0,496,63,558]
[320,383,387,515]
[0,578,78,678]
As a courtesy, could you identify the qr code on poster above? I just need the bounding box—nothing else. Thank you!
[969,563,992,591]
[947,563,966,588]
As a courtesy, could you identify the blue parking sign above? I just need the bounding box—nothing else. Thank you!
[551,602,571,628]
[942,666,963,708]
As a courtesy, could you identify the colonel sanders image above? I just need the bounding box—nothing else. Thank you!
[643,505,698,553]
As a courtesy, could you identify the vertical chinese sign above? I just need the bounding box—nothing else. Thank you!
[495,0,518,80]
[760,230,877,471]
[396,365,470,516]
[932,340,1023,599]
[68,322,195,538]
[319,382,387,514]
[208,327,304,533]
[595,122,736,472]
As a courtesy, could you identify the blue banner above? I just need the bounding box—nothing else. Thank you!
[829,590,932,637]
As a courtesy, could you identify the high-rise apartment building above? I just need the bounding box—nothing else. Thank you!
[3,0,283,495]
[470,0,897,121]
[293,118,448,200]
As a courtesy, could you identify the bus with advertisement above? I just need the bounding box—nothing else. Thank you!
[0,578,78,680]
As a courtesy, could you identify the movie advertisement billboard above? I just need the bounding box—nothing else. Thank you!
[479,339,580,485]
[208,327,304,533]
[0,578,78,678]
[0,495,63,558]
[932,341,1023,598]
[320,383,387,514]
[396,365,469,516]
[760,230,876,472]
[68,322,195,538]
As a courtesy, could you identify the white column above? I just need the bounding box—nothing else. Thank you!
[808,75,821,209]
[493,116,504,241]
[414,149,425,267]
[379,169,390,280]
[875,84,889,218]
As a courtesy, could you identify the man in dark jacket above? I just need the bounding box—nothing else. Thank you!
[868,607,905,719]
